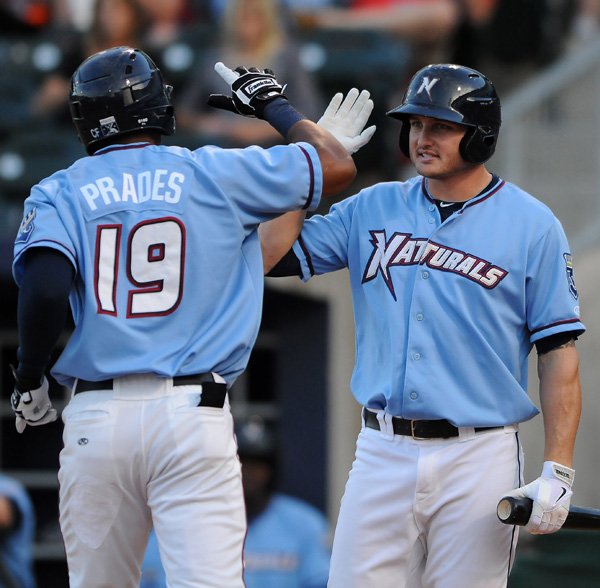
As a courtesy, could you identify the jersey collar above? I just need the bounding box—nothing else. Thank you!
[93,142,153,155]
[421,174,505,209]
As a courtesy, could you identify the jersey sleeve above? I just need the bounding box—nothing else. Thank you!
[526,217,585,343]
[292,195,357,281]
[193,142,323,226]
[13,183,77,285]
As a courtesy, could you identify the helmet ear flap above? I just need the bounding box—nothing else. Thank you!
[399,120,410,159]
[459,126,498,164]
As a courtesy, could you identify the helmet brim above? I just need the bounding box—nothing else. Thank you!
[386,103,468,125]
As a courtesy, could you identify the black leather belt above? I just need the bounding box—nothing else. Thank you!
[74,373,227,408]
[363,409,501,439]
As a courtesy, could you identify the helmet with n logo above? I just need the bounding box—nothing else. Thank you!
[387,64,501,164]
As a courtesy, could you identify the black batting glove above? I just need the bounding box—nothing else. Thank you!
[207,62,287,119]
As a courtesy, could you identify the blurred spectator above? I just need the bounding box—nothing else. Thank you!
[136,0,196,51]
[293,0,459,52]
[570,0,600,44]
[450,0,577,95]
[209,0,337,20]
[29,0,150,126]
[0,473,36,588]
[141,415,332,588]
[175,0,324,147]
[50,0,96,31]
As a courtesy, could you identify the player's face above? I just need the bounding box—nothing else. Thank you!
[408,116,472,179]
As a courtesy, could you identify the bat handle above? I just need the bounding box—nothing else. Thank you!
[497,496,533,525]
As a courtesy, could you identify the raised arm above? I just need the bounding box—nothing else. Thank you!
[207,63,375,273]
[259,89,376,273]
[207,63,375,196]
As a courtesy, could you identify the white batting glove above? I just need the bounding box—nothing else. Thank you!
[10,372,58,434]
[504,461,574,534]
[317,88,376,154]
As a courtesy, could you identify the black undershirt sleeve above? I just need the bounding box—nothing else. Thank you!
[535,330,583,355]
[266,248,302,277]
[16,247,75,387]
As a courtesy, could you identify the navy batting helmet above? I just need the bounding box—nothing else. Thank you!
[387,63,501,164]
[69,46,175,155]
[235,416,277,462]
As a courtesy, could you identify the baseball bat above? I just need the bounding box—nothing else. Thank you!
[497,496,600,529]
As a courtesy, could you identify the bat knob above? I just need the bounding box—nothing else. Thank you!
[497,496,533,525]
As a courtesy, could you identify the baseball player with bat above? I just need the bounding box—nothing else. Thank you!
[260,63,585,587]
[9,46,375,587]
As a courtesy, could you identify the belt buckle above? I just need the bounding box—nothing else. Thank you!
[410,420,428,440]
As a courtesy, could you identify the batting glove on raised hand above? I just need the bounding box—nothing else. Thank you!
[503,461,574,534]
[10,367,57,434]
[207,62,287,119]
[317,88,376,154]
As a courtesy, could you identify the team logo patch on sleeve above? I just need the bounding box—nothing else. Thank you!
[15,208,36,244]
[564,253,579,299]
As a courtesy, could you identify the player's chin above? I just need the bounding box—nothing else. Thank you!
[414,160,444,178]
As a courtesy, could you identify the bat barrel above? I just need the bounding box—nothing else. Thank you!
[566,506,600,530]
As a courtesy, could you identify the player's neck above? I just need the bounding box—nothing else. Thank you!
[426,166,492,203]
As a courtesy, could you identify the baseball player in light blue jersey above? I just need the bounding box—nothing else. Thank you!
[0,474,36,588]
[261,64,585,587]
[9,46,374,588]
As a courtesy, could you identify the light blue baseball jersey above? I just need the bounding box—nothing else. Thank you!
[292,175,585,426]
[0,474,36,588]
[13,141,321,388]
[141,494,331,588]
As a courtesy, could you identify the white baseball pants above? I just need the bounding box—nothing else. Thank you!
[328,412,523,588]
[58,374,245,588]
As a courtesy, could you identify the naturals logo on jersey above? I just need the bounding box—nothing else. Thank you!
[15,208,36,244]
[564,253,579,299]
[362,230,508,300]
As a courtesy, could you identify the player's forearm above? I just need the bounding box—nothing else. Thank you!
[286,120,356,196]
[537,342,582,467]
[259,211,306,274]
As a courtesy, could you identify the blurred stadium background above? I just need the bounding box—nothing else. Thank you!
[1,0,600,585]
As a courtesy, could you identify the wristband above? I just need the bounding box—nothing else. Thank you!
[542,460,575,487]
[261,97,305,137]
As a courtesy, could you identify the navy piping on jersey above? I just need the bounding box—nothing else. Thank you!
[463,179,505,209]
[530,317,583,335]
[421,174,504,207]
[298,146,315,210]
[93,142,153,155]
[297,234,315,276]
[505,431,523,583]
